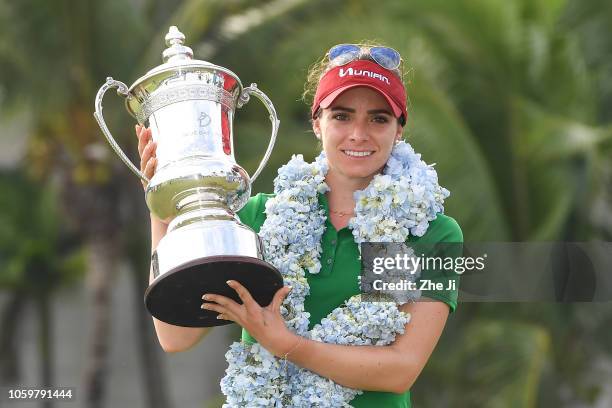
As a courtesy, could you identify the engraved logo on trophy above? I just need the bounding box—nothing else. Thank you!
[94,26,282,327]
[199,112,211,128]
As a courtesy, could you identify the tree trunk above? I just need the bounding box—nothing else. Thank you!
[83,237,118,408]
[123,181,173,408]
[37,293,54,408]
[131,258,172,408]
[0,291,26,384]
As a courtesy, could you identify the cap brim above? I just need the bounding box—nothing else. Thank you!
[318,84,403,118]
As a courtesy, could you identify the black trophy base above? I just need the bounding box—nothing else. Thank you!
[144,256,283,327]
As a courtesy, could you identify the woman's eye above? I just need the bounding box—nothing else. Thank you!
[372,115,389,123]
[333,113,349,121]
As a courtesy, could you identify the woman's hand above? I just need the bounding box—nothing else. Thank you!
[201,280,298,357]
[135,124,157,191]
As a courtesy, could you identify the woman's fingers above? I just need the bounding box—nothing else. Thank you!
[140,140,157,172]
[226,280,257,309]
[136,125,152,158]
[140,138,156,162]
[200,302,234,321]
[136,125,145,156]
[201,301,225,313]
[143,156,157,180]
[201,294,242,323]
[136,125,156,189]
[271,286,292,313]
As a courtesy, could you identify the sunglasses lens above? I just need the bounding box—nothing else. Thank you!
[370,47,401,70]
[329,44,360,66]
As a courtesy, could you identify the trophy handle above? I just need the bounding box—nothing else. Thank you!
[93,77,149,183]
[237,83,279,183]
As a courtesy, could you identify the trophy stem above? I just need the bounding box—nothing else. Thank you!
[169,190,236,232]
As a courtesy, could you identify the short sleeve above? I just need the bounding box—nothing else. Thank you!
[236,193,272,233]
[414,214,463,313]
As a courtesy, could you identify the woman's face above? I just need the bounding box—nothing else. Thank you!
[313,87,403,185]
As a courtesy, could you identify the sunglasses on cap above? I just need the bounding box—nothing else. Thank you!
[328,44,402,71]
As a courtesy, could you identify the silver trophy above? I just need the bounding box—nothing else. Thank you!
[94,26,283,327]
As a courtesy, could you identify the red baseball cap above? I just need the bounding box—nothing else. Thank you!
[311,59,407,125]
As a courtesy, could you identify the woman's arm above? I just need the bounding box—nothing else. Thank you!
[286,300,449,394]
[148,214,212,353]
[203,280,449,393]
[137,125,212,353]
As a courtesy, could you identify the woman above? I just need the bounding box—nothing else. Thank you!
[137,43,462,407]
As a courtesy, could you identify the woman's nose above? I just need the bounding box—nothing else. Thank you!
[349,121,369,142]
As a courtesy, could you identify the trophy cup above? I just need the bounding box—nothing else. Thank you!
[93,26,283,327]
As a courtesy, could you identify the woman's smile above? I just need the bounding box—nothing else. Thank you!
[341,149,375,158]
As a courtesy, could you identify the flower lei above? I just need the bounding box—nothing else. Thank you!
[220,141,449,407]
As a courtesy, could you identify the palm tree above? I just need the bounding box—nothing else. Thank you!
[0,0,313,406]
[0,171,83,408]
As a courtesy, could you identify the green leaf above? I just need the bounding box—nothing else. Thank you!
[408,76,511,240]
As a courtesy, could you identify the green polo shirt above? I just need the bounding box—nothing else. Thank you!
[237,192,463,408]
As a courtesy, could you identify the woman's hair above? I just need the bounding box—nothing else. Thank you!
[301,41,407,109]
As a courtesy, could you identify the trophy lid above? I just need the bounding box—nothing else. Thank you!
[127,26,242,93]
[162,26,194,62]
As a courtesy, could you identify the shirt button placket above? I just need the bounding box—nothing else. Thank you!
[325,229,337,273]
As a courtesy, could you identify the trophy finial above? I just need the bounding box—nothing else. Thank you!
[162,26,193,63]
[165,26,185,46]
